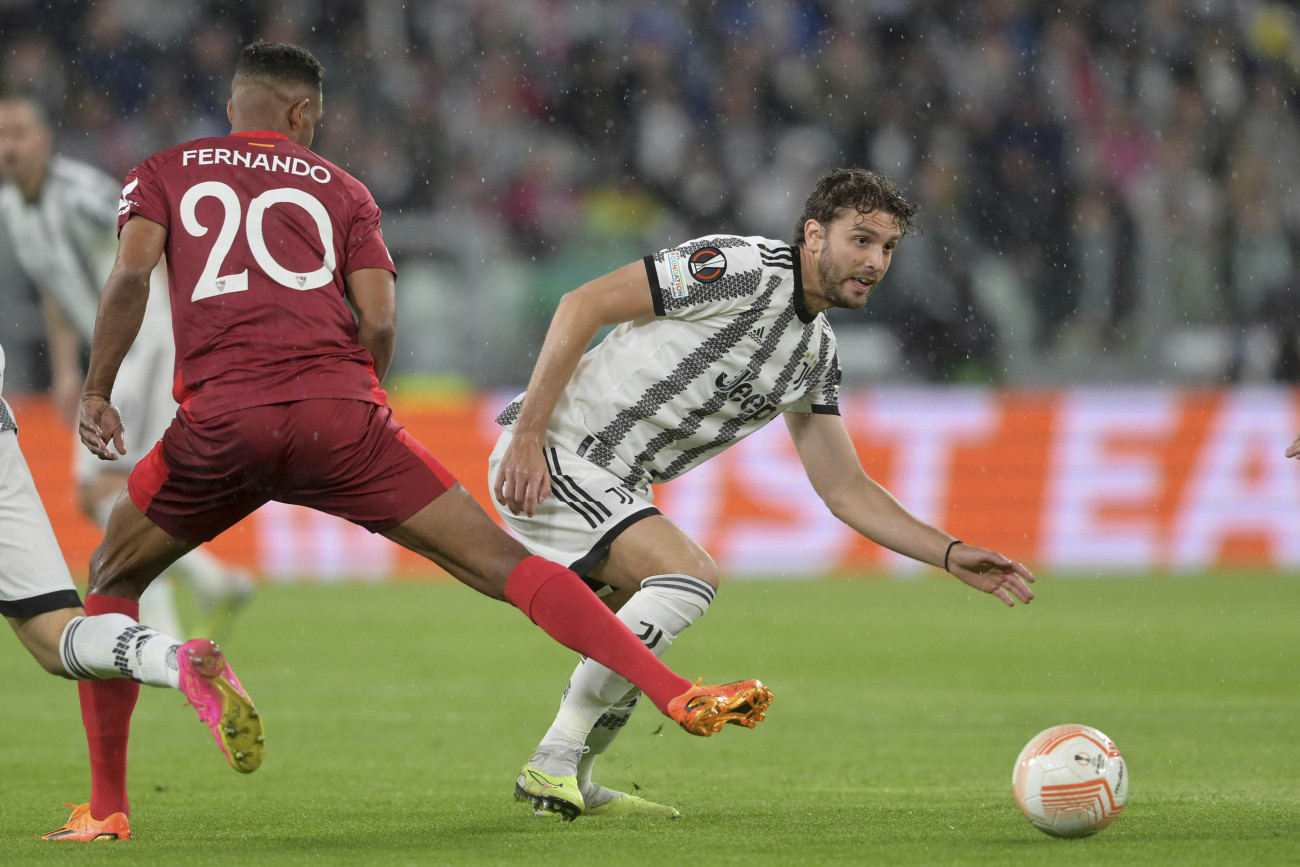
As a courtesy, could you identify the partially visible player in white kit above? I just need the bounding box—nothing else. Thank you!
[0,96,251,637]
[2,340,245,842]
[493,168,1038,819]
[0,342,86,664]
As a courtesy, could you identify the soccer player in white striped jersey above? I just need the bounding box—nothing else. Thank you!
[0,96,251,638]
[2,340,262,842]
[493,167,1036,819]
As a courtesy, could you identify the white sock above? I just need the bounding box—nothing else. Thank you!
[138,575,184,636]
[577,686,642,789]
[91,494,117,527]
[59,613,182,688]
[536,574,715,767]
[168,546,251,608]
[95,492,250,632]
[95,491,189,636]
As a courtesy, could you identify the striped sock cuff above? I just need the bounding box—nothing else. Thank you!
[59,616,98,680]
[641,574,716,607]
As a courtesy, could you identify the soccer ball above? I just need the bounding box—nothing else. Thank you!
[1012,724,1127,838]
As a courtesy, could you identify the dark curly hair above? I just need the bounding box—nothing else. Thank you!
[793,167,919,245]
[234,41,324,91]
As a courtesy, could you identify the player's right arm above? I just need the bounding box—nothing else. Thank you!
[79,215,167,460]
[345,267,396,382]
[494,260,657,516]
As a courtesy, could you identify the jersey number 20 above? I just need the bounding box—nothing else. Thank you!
[179,181,337,301]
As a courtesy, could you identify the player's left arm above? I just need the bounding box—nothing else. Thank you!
[80,214,167,460]
[38,292,84,426]
[345,267,396,382]
[784,409,1035,607]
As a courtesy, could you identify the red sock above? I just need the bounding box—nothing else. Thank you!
[80,594,141,819]
[504,556,692,714]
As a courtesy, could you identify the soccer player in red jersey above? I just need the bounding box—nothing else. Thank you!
[49,41,770,840]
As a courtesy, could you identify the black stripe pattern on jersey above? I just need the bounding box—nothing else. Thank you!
[656,301,818,481]
[652,237,762,313]
[545,447,612,529]
[496,400,520,427]
[757,243,795,270]
[583,277,782,484]
[0,399,15,434]
[661,262,762,313]
[628,280,801,485]
[815,347,842,409]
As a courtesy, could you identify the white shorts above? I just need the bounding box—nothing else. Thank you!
[73,326,177,484]
[0,429,80,617]
[488,429,659,577]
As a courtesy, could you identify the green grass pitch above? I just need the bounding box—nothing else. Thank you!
[2,572,1298,865]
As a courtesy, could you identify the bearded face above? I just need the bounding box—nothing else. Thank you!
[806,208,901,313]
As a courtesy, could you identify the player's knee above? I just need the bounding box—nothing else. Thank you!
[689,552,721,590]
[87,539,132,596]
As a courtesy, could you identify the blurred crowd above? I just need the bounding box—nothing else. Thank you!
[3,0,1300,388]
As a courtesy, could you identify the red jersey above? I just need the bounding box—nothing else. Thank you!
[117,131,396,420]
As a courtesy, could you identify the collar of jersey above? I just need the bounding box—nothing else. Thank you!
[231,130,289,140]
[791,245,815,324]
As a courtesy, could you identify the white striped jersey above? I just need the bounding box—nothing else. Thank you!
[0,156,121,340]
[0,155,173,372]
[498,234,841,490]
[0,343,15,433]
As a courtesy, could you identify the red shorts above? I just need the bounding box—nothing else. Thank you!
[128,399,457,544]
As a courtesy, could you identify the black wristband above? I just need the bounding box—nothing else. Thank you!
[943,540,962,573]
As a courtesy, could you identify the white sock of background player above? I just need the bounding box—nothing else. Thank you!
[94,494,251,634]
[93,495,184,636]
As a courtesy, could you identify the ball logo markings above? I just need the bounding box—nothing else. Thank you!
[1012,723,1127,839]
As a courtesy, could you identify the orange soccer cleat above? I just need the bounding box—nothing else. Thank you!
[42,803,130,842]
[667,678,773,736]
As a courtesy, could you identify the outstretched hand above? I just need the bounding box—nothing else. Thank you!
[1287,435,1300,459]
[78,395,126,461]
[947,543,1035,607]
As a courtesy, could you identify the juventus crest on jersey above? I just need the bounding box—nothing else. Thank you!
[498,234,842,490]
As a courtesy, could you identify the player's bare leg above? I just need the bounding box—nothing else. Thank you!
[382,484,533,601]
[86,495,194,602]
[6,607,83,676]
[69,498,264,798]
[382,484,768,729]
[80,476,252,638]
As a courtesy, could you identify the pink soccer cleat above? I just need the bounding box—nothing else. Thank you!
[178,639,264,773]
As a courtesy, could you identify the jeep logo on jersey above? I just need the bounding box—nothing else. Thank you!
[715,369,779,422]
[688,246,727,283]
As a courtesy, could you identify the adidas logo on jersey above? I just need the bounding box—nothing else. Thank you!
[747,326,766,342]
